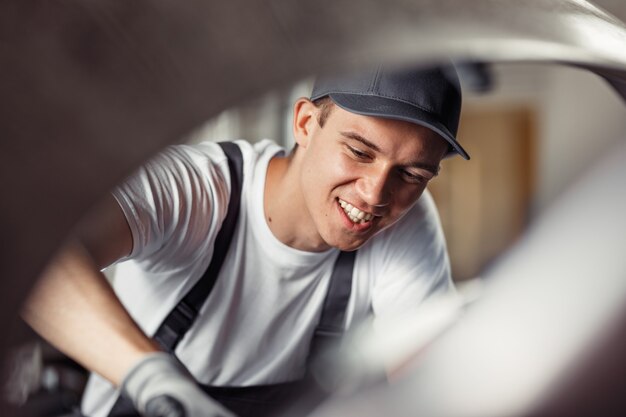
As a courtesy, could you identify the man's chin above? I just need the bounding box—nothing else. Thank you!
[329,237,368,252]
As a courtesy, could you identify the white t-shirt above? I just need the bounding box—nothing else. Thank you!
[81,139,453,417]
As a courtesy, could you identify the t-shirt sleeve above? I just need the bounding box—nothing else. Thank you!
[368,190,455,321]
[111,143,230,265]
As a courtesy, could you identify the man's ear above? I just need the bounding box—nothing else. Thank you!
[292,98,318,149]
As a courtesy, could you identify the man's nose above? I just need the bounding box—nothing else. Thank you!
[356,167,392,207]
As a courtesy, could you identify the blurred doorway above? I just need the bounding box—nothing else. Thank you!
[430,105,536,281]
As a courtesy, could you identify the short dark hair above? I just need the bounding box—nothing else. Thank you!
[312,96,334,127]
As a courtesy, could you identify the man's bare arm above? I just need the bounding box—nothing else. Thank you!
[21,194,160,386]
[22,194,236,417]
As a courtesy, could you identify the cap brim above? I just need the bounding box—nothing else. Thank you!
[328,93,470,160]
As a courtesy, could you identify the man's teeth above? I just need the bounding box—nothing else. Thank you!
[338,199,373,223]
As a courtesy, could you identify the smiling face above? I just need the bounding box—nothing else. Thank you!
[292,98,449,252]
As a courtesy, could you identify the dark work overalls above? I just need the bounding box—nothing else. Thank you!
[107,142,357,417]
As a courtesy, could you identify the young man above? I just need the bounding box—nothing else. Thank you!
[23,64,469,417]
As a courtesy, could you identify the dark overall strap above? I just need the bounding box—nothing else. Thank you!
[153,142,244,352]
[306,250,356,367]
[107,142,244,417]
[200,250,356,417]
[317,250,356,336]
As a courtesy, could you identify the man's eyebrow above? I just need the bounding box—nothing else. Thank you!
[340,131,381,152]
[340,130,440,176]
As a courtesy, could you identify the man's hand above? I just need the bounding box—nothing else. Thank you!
[122,353,236,417]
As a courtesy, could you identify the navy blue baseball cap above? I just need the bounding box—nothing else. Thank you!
[310,65,470,160]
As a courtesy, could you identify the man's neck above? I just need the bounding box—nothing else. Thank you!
[263,153,330,252]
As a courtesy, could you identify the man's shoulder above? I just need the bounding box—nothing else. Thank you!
[383,190,440,238]
[356,190,450,288]
[360,190,444,256]
[143,139,274,173]
[183,138,282,157]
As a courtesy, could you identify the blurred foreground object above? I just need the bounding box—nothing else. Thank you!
[3,339,88,416]
[3,0,626,415]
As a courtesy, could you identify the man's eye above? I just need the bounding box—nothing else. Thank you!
[401,170,428,184]
[348,146,370,160]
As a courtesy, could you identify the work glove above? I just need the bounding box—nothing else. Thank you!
[121,352,236,417]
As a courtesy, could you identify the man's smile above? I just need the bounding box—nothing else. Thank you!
[337,198,374,224]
